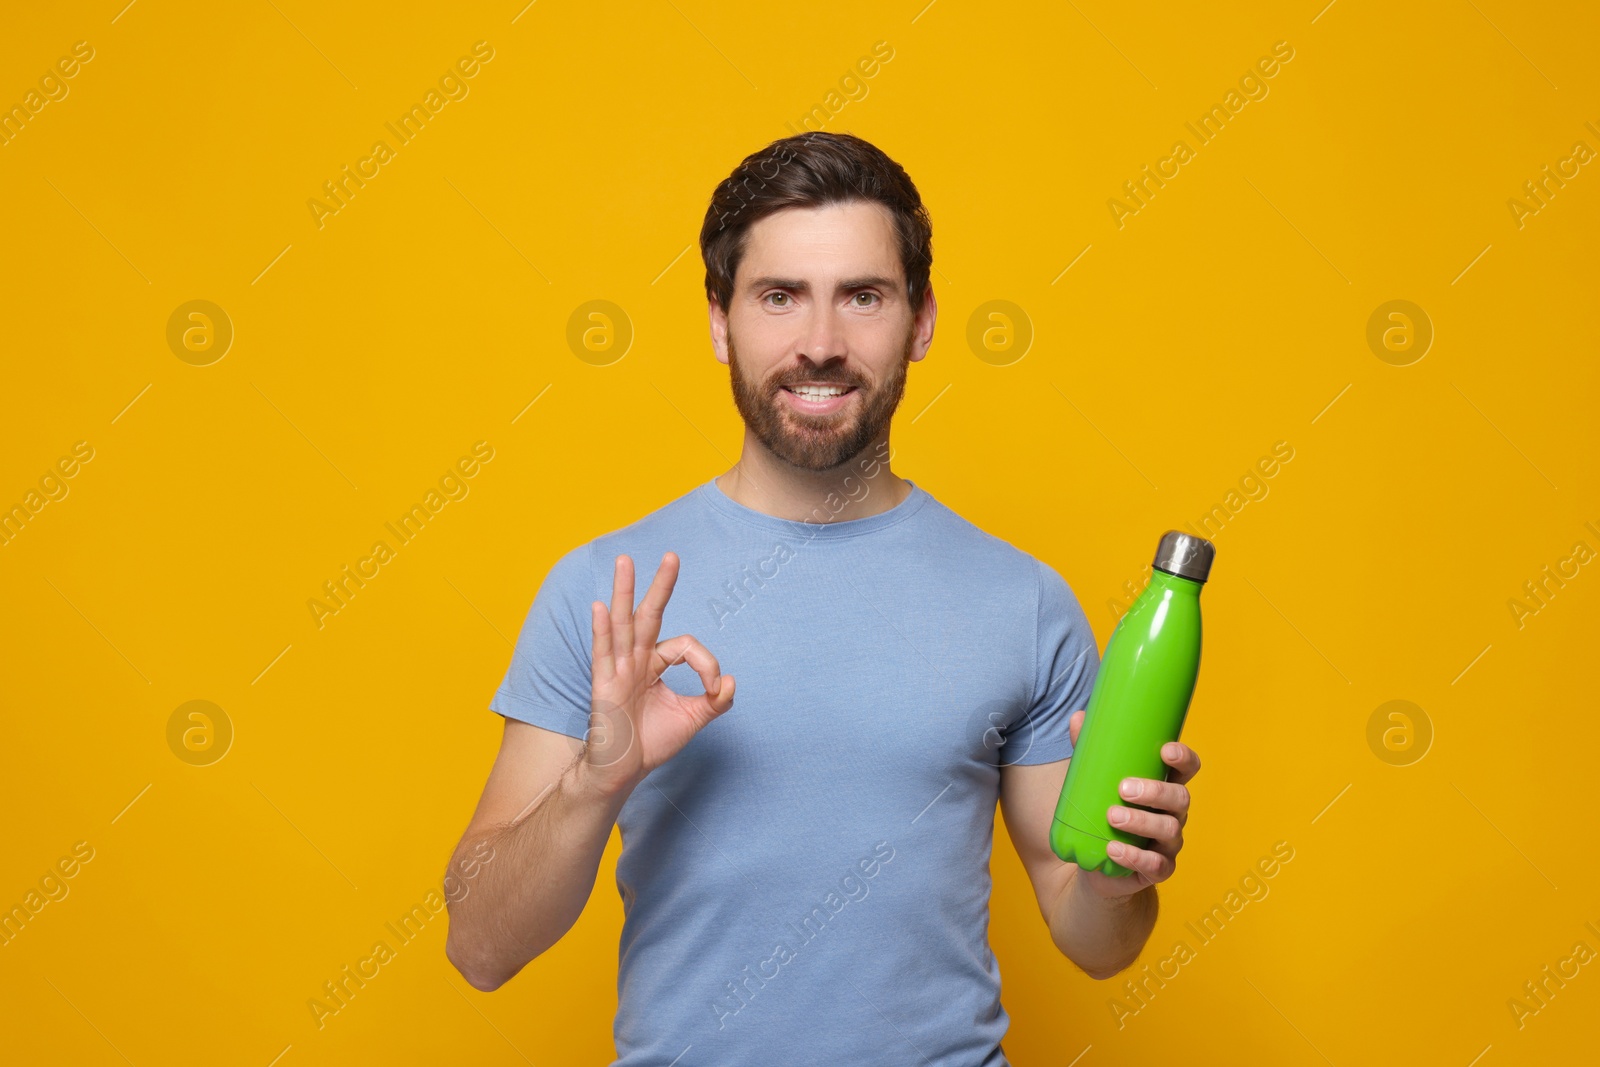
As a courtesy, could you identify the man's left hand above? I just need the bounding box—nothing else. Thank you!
[1065,708,1200,899]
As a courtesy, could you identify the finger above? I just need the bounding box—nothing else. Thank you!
[1119,777,1191,821]
[1107,804,1183,847]
[591,601,614,684]
[633,552,679,653]
[705,673,735,716]
[1068,709,1085,747]
[1162,741,1201,785]
[610,555,635,661]
[670,673,736,733]
[652,634,723,697]
[1107,839,1174,882]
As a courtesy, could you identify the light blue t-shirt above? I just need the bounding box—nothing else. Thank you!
[490,474,1100,1066]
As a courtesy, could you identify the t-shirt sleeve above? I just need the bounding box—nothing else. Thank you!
[1004,557,1102,765]
[488,542,597,741]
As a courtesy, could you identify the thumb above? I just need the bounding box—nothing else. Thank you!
[675,674,736,735]
[701,674,735,721]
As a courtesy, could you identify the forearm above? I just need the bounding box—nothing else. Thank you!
[445,758,630,991]
[1047,869,1158,980]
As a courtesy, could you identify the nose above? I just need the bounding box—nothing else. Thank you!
[799,302,848,364]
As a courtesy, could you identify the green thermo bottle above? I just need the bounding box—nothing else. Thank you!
[1050,531,1215,877]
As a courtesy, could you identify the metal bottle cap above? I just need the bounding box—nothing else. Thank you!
[1153,530,1215,583]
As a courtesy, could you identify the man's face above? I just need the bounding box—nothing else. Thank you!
[712,200,934,472]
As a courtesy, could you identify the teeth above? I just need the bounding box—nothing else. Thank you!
[791,385,848,397]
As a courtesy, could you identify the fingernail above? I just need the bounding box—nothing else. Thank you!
[1121,779,1140,799]
[1165,743,1181,760]
[1108,841,1124,857]
[1109,807,1128,826]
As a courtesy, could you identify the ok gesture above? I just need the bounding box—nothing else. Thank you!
[583,552,735,797]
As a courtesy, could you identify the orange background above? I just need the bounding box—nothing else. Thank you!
[1,1,1595,1064]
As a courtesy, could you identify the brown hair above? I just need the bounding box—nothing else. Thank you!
[699,131,933,315]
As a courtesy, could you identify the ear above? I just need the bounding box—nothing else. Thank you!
[709,300,730,366]
[909,285,936,364]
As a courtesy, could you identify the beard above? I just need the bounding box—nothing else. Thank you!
[727,326,914,472]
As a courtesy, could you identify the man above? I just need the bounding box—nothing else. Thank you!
[444,131,1201,1065]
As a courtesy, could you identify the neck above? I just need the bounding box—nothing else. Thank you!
[715,431,909,523]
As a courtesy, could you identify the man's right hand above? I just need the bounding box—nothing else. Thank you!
[581,551,735,798]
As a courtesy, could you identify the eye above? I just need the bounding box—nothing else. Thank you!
[765,292,790,307]
[853,292,880,307]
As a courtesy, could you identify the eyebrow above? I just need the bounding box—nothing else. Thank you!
[744,275,901,296]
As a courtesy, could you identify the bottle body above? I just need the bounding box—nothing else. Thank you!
[1050,566,1204,876]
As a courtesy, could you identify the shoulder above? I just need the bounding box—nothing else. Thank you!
[913,490,1077,601]
[552,480,712,587]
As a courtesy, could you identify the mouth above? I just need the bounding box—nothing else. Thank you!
[780,383,858,415]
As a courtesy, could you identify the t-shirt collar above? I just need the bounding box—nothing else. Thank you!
[698,473,929,539]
